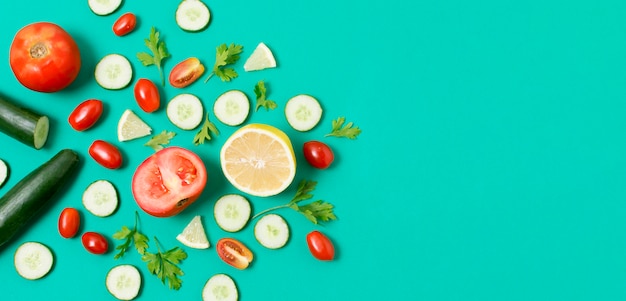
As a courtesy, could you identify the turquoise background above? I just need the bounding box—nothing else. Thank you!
[1,0,626,300]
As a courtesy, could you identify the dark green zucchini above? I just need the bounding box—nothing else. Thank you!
[0,95,49,149]
[0,149,80,249]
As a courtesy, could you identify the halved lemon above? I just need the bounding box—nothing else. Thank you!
[176,215,210,249]
[243,42,277,72]
[220,124,296,197]
[117,109,152,142]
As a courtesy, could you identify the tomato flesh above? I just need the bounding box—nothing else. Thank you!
[58,207,80,238]
[306,230,335,261]
[132,147,207,217]
[9,22,81,92]
[82,232,108,254]
[89,140,123,169]
[216,238,253,269]
[134,78,160,113]
[303,141,334,169]
[169,57,205,88]
[112,13,137,36]
[68,99,103,131]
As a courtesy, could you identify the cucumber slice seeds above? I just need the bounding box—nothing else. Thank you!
[213,194,251,232]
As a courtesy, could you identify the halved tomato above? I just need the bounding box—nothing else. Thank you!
[131,147,207,217]
[216,238,253,270]
[168,57,205,88]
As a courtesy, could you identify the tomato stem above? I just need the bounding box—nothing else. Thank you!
[29,42,48,58]
[251,204,289,220]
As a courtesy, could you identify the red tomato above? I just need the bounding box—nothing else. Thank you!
[134,78,160,113]
[216,238,254,269]
[112,13,137,36]
[58,208,80,238]
[9,22,81,92]
[306,230,335,261]
[81,232,108,254]
[88,140,123,169]
[131,147,207,217]
[68,99,103,131]
[168,57,205,88]
[303,141,334,169]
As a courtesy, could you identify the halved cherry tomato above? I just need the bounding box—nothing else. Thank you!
[58,207,80,238]
[168,57,205,88]
[306,230,335,261]
[112,12,137,36]
[82,232,108,254]
[68,99,103,131]
[303,141,334,169]
[216,238,253,269]
[131,147,207,217]
[134,78,160,113]
[88,140,123,169]
[10,22,81,92]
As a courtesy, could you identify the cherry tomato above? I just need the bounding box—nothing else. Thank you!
[58,208,80,238]
[132,147,207,217]
[88,140,123,169]
[81,232,108,254]
[112,13,137,36]
[306,230,335,261]
[9,22,81,92]
[216,238,254,269]
[133,78,160,113]
[68,99,103,131]
[168,57,205,88]
[303,141,334,169]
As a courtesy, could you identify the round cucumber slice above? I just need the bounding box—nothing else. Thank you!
[213,90,250,126]
[213,194,251,232]
[14,241,54,280]
[95,54,133,90]
[202,274,238,301]
[88,0,123,16]
[82,180,119,217]
[0,159,8,188]
[176,0,211,32]
[284,94,323,132]
[106,264,141,301]
[167,93,204,130]
[254,214,289,249]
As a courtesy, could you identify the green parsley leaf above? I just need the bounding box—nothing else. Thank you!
[204,43,243,83]
[193,114,219,145]
[254,80,277,111]
[145,130,176,151]
[325,117,362,139]
[113,212,149,259]
[137,27,170,86]
[142,237,187,290]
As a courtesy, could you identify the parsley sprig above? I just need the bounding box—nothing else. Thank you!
[254,80,277,111]
[204,43,243,83]
[252,180,337,224]
[193,114,219,145]
[325,117,361,139]
[145,130,176,151]
[143,237,188,290]
[137,27,170,86]
[112,211,149,259]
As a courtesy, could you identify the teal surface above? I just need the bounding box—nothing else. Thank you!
[1,0,626,300]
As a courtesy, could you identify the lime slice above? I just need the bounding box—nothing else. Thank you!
[176,215,210,249]
[117,109,152,142]
[243,42,277,72]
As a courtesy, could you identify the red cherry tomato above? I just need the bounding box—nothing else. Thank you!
[58,208,80,238]
[68,99,103,131]
[131,147,207,217]
[9,22,81,92]
[88,140,123,169]
[216,238,254,269]
[303,141,334,169]
[81,232,108,254]
[169,57,205,88]
[112,13,137,36]
[133,78,160,113]
[306,230,335,261]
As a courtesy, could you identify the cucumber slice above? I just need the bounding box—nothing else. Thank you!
[88,0,123,16]
[213,90,250,126]
[14,241,54,280]
[213,194,251,232]
[284,94,323,132]
[167,93,204,130]
[176,0,211,32]
[0,159,8,188]
[202,274,238,301]
[106,264,141,301]
[95,54,133,90]
[83,180,118,217]
[254,214,289,249]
